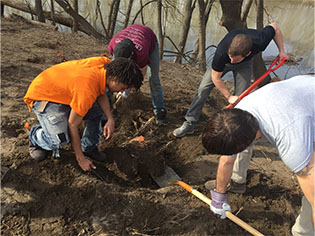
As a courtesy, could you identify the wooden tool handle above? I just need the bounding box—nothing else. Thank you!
[174,181,264,236]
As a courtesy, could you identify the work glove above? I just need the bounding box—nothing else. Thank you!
[210,190,231,219]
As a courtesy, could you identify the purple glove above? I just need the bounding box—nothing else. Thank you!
[122,88,131,99]
[210,190,231,219]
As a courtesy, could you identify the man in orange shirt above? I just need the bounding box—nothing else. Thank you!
[24,57,143,171]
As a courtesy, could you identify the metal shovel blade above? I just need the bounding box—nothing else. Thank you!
[152,166,181,188]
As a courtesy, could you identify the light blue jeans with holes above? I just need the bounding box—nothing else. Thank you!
[29,101,106,157]
[147,41,166,115]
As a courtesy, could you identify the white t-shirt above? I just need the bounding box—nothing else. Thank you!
[236,75,315,173]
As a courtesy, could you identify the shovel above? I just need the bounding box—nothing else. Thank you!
[174,180,264,236]
[128,136,181,187]
[226,56,287,109]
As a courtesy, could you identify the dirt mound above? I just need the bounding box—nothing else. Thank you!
[1,17,301,236]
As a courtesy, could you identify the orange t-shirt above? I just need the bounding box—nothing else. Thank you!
[24,57,110,117]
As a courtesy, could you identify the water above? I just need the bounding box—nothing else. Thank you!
[4,0,314,78]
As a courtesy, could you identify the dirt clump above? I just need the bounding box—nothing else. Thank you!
[1,17,301,236]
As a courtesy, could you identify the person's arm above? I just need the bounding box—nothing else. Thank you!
[97,93,115,140]
[216,155,236,193]
[296,151,315,227]
[140,65,147,78]
[68,109,96,171]
[209,154,235,219]
[269,22,289,61]
[212,69,239,104]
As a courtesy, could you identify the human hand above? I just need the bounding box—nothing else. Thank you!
[76,154,96,171]
[279,52,289,62]
[103,118,115,140]
[210,190,231,219]
[227,95,240,106]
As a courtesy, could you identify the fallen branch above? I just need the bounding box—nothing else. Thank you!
[2,0,105,39]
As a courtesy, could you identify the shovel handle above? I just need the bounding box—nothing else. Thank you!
[226,56,287,109]
[174,181,264,236]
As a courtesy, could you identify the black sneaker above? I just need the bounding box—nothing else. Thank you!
[28,141,50,161]
[156,108,167,125]
[84,149,107,162]
[228,180,246,194]
[204,179,246,194]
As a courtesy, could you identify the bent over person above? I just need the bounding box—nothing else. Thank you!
[173,22,288,137]
[202,75,315,235]
[24,57,143,171]
[107,24,166,124]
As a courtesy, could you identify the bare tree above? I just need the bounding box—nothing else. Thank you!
[123,0,134,28]
[219,0,246,31]
[197,0,207,71]
[189,0,214,65]
[174,0,197,64]
[253,0,271,87]
[72,0,79,33]
[50,0,56,25]
[55,0,104,39]
[107,0,121,38]
[157,0,164,59]
[35,0,45,22]
[1,3,5,17]
[241,0,253,23]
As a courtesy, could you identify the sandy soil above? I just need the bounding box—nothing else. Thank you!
[1,17,302,236]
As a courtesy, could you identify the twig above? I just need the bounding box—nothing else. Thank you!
[134,116,155,136]
[235,206,243,216]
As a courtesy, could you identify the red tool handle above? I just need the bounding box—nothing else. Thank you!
[226,56,287,109]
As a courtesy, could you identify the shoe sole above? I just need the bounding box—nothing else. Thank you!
[172,130,194,138]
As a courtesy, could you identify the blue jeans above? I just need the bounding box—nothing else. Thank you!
[184,59,253,126]
[147,41,166,115]
[29,101,106,157]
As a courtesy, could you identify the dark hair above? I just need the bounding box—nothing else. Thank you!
[228,34,252,57]
[113,38,135,59]
[202,108,259,155]
[105,57,143,90]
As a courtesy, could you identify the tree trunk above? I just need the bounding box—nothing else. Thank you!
[54,0,104,39]
[50,0,56,25]
[253,0,270,87]
[108,0,120,38]
[157,0,164,60]
[174,0,196,64]
[197,0,207,72]
[35,0,45,22]
[219,0,245,31]
[241,0,253,23]
[256,0,264,30]
[189,0,214,65]
[1,4,4,17]
[123,0,134,28]
[72,0,78,33]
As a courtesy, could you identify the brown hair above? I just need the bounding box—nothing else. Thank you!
[202,108,258,155]
[228,34,252,57]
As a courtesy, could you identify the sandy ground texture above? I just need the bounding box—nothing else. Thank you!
[1,17,302,236]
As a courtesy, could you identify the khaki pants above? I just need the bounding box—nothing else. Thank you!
[231,142,254,184]
[292,196,314,236]
[231,145,314,236]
